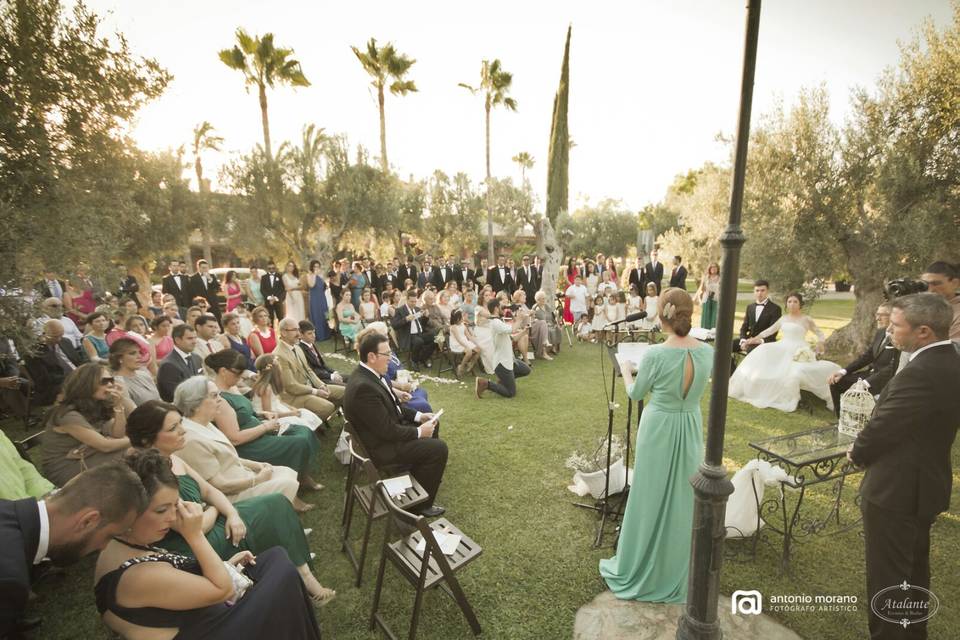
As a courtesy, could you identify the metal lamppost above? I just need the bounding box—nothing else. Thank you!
[677,1,762,639]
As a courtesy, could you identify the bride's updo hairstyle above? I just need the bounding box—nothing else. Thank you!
[658,287,694,337]
[786,292,803,307]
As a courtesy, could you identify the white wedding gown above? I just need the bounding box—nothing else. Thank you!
[729,319,840,413]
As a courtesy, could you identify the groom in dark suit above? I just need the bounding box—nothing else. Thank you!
[260,261,286,325]
[828,302,900,416]
[343,332,448,516]
[156,324,204,402]
[0,464,145,637]
[849,293,960,640]
[736,280,782,354]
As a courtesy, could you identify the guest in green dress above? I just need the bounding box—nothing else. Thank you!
[125,402,337,606]
[205,350,323,492]
[0,431,54,500]
[599,288,713,604]
[695,263,721,330]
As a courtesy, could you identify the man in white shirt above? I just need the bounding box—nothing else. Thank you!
[564,275,589,324]
[33,298,84,348]
[475,299,531,399]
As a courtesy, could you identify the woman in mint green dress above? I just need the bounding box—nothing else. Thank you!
[124,403,337,605]
[206,350,322,490]
[600,288,713,604]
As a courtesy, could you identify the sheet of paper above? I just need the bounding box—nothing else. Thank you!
[617,343,652,368]
[423,408,444,426]
[415,531,462,556]
[384,474,413,497]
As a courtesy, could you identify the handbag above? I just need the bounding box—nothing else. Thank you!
[333,428,351,465]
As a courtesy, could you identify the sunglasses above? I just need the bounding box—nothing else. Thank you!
[99,377,116,386]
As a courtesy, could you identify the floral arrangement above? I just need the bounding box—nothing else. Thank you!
[793,346,816,363]
[565,434,626,474]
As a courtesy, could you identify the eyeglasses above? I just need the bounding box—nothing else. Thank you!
[229,368,245,375]
[99,377,116,386]
[376,350,392,358]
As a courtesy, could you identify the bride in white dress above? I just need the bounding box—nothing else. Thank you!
[729,292,841,412]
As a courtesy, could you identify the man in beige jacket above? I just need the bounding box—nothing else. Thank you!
[274,317,344,421]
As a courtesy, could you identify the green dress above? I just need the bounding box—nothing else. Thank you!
[221,391,319,475]
[599,343,713,604]
[161,474,312,566]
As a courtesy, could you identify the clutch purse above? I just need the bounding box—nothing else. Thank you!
[223,561,254,605]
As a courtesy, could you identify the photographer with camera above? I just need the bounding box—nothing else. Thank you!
[920,261,960,342]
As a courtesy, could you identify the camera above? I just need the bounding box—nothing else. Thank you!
[884,278,928,299]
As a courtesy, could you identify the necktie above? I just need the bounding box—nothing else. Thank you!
[380,375,402,413]
[207,341,214,353]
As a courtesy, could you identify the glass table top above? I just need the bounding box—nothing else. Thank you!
[749,424,857,466]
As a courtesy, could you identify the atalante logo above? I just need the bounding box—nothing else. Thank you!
[871,581,940,629]
[731,590,763,615]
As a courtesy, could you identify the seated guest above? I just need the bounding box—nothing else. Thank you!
[355,324,432,414]
[273,318,343,422]
[251,354,324,432]
[0,430,53,500]
[110,338,161,406]
[157,324,204,403]
[147,290,164,319]
[513,289,552,361]
[335,289,361,346]
[111,314,157,377]
[532,291,562,356]
[449,309,481,377]
[206,350,322,492]
[343,332,447,517]
[297,320,348,384]
[41,363,135,486]
[33,297,84,348]
[82,311,111,362]
[247,306,277,358]
[184,305,204,329]
[193,313,224,371]
[150,314,175,361]
[162,300,183,325]
[475,299,531,400]
[0,338,29,413]
[94,450,324,640]
[25,319,88,405]
[218,312,256,371]
[436,291,455,324]
[1,463,146,638]
[125,406,336,605]
[422,290,449,334]
[828,303,900,417]
[172,376,311,512]
[391,289,437,370]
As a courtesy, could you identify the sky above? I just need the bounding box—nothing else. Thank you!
[84,0,954,211]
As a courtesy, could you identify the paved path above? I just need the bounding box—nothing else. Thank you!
[574,591,803,640]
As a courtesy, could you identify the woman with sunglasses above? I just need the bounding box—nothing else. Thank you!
[41,363,135,486]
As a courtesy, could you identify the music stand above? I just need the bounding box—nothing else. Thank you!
[572,329,644,548]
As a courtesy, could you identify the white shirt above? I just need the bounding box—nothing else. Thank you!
[33,500,50,565]
[565,284,588,313]
[34,315,84,348]
[754,300,769,322]
[359,363,424,428]
[489,318,515,370]
[908,339,954,362]
[406,305,421,334]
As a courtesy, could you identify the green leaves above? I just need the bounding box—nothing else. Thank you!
[219,28,311,90]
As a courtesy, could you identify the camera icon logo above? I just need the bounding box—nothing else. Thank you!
[731,590,763,615]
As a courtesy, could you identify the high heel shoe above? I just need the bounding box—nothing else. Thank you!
[310,586,336,607]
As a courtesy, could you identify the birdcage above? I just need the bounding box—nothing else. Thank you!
[838,378,875,437]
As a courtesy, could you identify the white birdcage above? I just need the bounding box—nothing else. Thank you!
[838,378,875,437]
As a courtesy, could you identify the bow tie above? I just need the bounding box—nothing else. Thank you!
[756,302,767,307]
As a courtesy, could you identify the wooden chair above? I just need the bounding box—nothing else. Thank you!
[437,334,464,378]
[341,429,428,587]
[369,482,483,640]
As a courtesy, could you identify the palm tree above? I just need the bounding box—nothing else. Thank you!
[459,59,518,263]
[192,121,224,263]
[351,38,417,173]
[511,151,534,184]
[218,28,310,164]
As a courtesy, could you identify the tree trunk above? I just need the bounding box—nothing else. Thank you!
[485,102,494,265]
[259,85,272,162]
[824,236,884,359]
[378,84,388,173]
[196,160,213,264]
[537,217,563,299]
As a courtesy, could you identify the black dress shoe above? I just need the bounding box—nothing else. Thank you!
[416,504,445,518]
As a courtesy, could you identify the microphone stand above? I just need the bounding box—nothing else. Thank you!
[572,312,645,548]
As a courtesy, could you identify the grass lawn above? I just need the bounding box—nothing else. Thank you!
[12,297,959,640]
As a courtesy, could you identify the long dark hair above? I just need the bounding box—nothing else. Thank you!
[566,257,576,276]
[48,363,112,426]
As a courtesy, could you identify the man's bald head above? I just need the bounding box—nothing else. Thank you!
[44,319,65,344]
[278,317,301,345]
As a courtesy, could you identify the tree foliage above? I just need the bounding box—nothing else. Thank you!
[558,199,638,259]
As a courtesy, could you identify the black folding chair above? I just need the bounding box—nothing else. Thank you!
[369,482,483,640]
[341,429,428,587]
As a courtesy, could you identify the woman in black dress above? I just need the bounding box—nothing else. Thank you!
[94,449,321,640]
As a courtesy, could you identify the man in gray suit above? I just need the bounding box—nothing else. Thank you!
[156,324,203,402]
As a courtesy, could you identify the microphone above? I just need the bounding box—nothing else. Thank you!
[604,311,647,327]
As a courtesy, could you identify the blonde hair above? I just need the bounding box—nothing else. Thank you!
[658,287,694,336]
[252,353,283,396]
